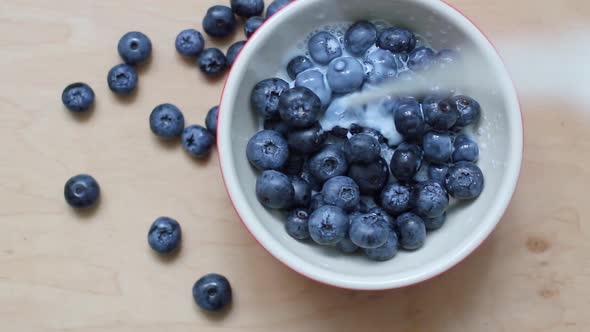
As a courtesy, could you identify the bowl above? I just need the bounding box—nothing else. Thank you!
[217,0,523,290]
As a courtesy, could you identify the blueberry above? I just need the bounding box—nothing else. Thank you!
[192,273,232,312]
[309,193,324,211]
[380,183,412,215]
[326,57,364,94]
[287,56,314,80]
[205,106,219,137]
[62,82,95,113]
[364,229,398,261]
[349,213,390,249]
[361,127,388,145]
[182,125,215,158]
[251,78,290,119]
[107,64,138,95]
[308,31,342,65]
[436,49,460,70]
[148,217,181,254]
[301,167,323,192]
[203,5,236,38]
[394,99,425,139]
[344,21,377,57]
[175,29,205,57]
[369,207,395,229]
[308,145,349,183]
[231,0,264,18]
[423,131,453,164]
[344,133,381,164]
[282,153,305,175]
[445,161,484,200]
[390,143,423,182]
[294,69,331,108]
[395,212,426,250]
[266,0,292,19]
[377,27,416,53]
[226,40,246,66]
[286,208,310,240]
[359,196,379,213]
[428,163,449,184]
[149,103,185,139]
[329,126,349,139]
[291,176,311,208]
[412,181,449,218]
[308,205,349,245]
[246,130,289,170]
[422,96,460,131]
[117,31,152,65]
[408,47,436,71]
[287,123,326,154]
[450,95,481,129]
[321,176,360,211]
[424,212,446,231]
[349,123,363,135]
[244,16,264,38]
[413,161,431,183]
[337,231,359,254]
[263,118,290,136]
[198,48,228,76]
[279,87,322,128]
[363,49,397,84]
[348,157,389,195]
[256,170,295,209]
[452,134,479,162]
[64,174,100,209]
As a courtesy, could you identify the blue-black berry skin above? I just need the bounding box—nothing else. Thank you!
[198,48,228,76]
[148,217,182,254]
[149,103,185,139]
[64,174,100,209]
[107,64,138,95]
[192,273,232,312]
[175,29,205,57]
[203,5,237,38]
[62,83,95,113]
[117,31,152,65]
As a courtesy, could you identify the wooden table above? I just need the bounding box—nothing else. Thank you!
[1,0,589,331]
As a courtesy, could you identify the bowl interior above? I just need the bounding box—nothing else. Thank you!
[219,0,522,290]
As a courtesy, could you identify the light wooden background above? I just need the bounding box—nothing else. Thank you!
[1,0,589,331]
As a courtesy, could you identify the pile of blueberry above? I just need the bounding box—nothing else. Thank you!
[247,20,485,261]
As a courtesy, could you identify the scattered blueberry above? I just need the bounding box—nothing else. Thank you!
[396,212,426,250]
[278,87,322,128]
[107,64,138,95]
[321,176,360,211]
[390,143,423,182]
[294,69,331,107]
[64,174,100,209]
[348,157,389,195]
[422,131,453,164]
[326,57,365,94]
[246,130,289,170]
[364,229,398,261]
[309,193,324,211]
[182,125,215,158]
[231,0,264,18]
[412,181,449,218]
[450,95,481,129]
[287,123,326,154]
[148,217,182,254]
[251,78,290,119]
[175,29,205,57]
[424,212,446,231]
[377,27,416,53]
[422,96,460,131]
[266,0,292,19]
[192,273,232,312]
[286,208,310,240]
[256,170,295,209]
[428,163,449,184]
[349,213,390,249]
[226,40,246,66]
[344,21,377,57]
[205,106,219,137]
[394,99,425,139]
[198,48,228,76]
[291,176,312,208]
[287,55,314,80]
[244,16,265,38]
[380,183,412,215]
[408,47,436,71]
[452,134,479,162]
[445,161,484,200]
[344,133,381,164]
[203,5,237,38]
[263,118,290,136]
[149,103,185,139]
[308,205,349,245]
[117,31,152,65]
[308,145,349,183]
[308,31,342,65]
[363,48,397,84]
[62,82,95,113]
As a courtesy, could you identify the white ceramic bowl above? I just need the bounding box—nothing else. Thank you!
[218,0,523,290]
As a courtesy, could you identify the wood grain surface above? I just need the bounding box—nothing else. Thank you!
[1,0,589,331]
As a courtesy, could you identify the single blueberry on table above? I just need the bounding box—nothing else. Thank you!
[287,123,326,154]
[380,183,412,216]
[348,157,389,195]
[321,176,360,212]
[149,103,185,139]
[326,57,365,94]
[266,0,292,19]
[256,170,295,209]
[308,205,349,246]
[309,193,324,212]
[308,145,349,183]
[107,64,138,95]
[412,181,449,218]
[290,176,312,208]
[226,40,246,67]
[246,130,289,170]
[394,99,425,139]
[64,174,100,209]
[175,29,205,57]
[308,31,342,65]
[423,131,453,164]
[286,208,311,240]
[263,118,290,136]
[294,69,331,108]
[231,0,264,18]
[377,27,416,53]
[193,273,232,312]
[365,229,398,262]
[278,87,322,128]
[182,125,215,158]
[117,31,152,65]
[62,82,95,113]
[424,212,446,231]
[363,48,398,84]
[450,95,481,130]
[396,212,426,250]
[148,217,182,254]
[445,161,484,200]
[344,21,377,57]
[408,47,436,72]
[244,16,265,38]
[344,133,381,164]
[452,134,479,162]
[428,163,449,184]
[205,106,218,137]
[251,78,290,119]
[282,153,305,176]
[202,5,237,38]
[287,55,314,80]
[198,48,228,76]
[349,213,390,249]
[390,143,423,182]
[422,96,460,131]
[337,231,359,254]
